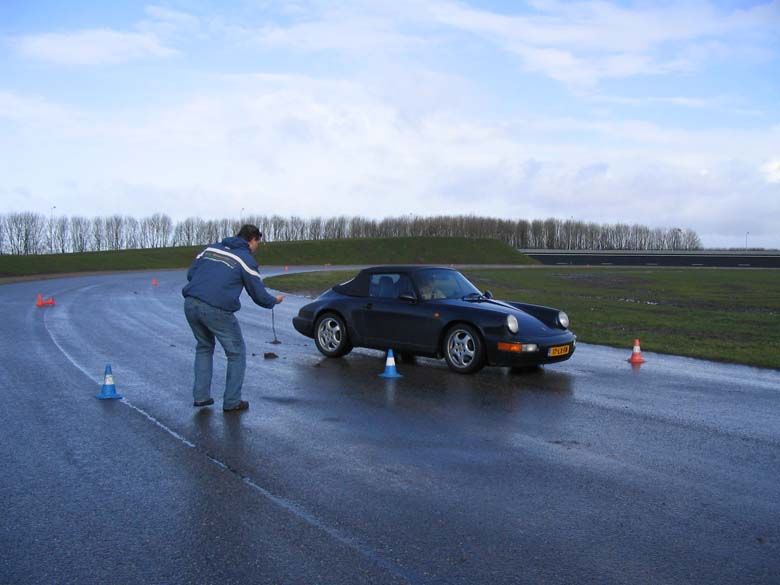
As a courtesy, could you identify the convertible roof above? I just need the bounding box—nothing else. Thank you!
[361,265,455,272]
[333,266,456,296]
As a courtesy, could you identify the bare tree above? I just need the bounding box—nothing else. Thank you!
[140,213,172,248]
[70,216,90,252]
[105,215,125,250]
[139,216,155,248]
[155,214,173,247]
[125,216,140,249]
[91,217,106,251]
[2,210,704,253]
[216,218,234,242]
[289,216,306,240]
[4,212,46,255]
[173,217,203,247]
[196,219,218,244]
[682,228,701,250]
[5,213,25,254]
[0,214,6,254]
[53,216,70,253]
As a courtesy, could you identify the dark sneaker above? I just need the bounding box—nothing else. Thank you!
[223,400,249,412]
[194,398,215,407]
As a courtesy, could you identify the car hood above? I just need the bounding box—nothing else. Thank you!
[443,298,564,337]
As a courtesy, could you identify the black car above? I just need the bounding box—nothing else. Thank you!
[292,266,576,374]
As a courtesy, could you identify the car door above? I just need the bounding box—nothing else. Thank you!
[359,272,439,351]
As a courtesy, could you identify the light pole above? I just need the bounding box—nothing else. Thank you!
[745,231,749,251]
[50,205,56,253]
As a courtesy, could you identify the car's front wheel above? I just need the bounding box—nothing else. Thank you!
[314,313,353,358]
[443,324,485,374]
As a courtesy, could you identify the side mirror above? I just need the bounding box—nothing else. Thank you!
[483,290,493,299]
[399,292,418,303]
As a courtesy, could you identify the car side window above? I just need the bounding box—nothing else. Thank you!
[414,271,459,300]
[397,274,415,297]
[369,273,412,299]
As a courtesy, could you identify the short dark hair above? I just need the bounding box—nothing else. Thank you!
[237,224,262,242]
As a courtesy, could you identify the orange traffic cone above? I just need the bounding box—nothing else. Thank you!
[284,265,289,271]
[44,296,55,306]
[36,294,44,307]
[152,278,158,287]
[628,338,646,364]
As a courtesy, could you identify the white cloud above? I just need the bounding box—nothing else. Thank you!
[139,5,202,39]
[2,77,778,246]
[251,0,778,87]
[15,29,176,65]
[425,0,779,86]
[255,14,428,53]
[2,2,779,248]
[585,93,767,117]
[0,91,86,129]
[11,4,197,65]
[763,160,780,183]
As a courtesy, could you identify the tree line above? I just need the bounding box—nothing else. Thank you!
[0,211,702,255]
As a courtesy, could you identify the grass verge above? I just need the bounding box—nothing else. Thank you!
[0,237,532,278]
[265,267,780,369]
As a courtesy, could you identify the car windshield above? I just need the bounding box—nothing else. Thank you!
[412,269,483,301]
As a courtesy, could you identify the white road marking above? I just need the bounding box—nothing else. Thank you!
[41,301,422,585]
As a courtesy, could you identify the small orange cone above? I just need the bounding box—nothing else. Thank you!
[628,338,645,364]
[44,296,55,306]
[152,278,158,287]
[284,265,289,271]
[36,294,44,307]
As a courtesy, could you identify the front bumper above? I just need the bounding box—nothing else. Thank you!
[485,333,576,367]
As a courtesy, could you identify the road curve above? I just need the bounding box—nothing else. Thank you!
[1,267,778,584]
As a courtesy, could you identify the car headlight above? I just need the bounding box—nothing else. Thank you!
[558,311,569,329]
[507,314,519,334]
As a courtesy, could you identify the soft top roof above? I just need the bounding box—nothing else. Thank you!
[333,266,456,296]
[363,265,454,273]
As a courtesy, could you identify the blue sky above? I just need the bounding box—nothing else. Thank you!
[1,0,778,247]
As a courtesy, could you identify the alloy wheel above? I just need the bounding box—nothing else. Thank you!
[317,317,343,352]
[447,328,476,369]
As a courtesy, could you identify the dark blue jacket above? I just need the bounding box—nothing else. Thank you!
[182,237,278,312]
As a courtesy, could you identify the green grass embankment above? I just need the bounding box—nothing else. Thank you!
[265,267,780,369]
[0,237,532,278]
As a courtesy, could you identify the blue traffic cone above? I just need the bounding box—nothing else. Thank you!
[96,364,122,399]
[378,349,403,379]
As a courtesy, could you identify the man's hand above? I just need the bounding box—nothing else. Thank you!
[275,294,285,304]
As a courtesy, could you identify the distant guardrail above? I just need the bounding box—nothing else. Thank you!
[520,250,780,268]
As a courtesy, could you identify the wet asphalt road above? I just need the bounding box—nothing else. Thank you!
[1,267,779,585]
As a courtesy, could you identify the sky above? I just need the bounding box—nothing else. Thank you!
[0,1,778,248]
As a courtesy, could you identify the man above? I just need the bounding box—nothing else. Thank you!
[182,224,283,412]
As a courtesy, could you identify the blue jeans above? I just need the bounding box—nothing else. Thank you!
[184,296,246,408]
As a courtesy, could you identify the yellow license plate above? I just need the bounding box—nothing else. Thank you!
[548,345,570,357]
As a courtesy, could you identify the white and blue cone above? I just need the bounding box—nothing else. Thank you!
[378,349,403,379]
[96,364,122,400]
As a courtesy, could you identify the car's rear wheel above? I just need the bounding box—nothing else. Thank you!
[314,313,352,358]
[443,324,485,374]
